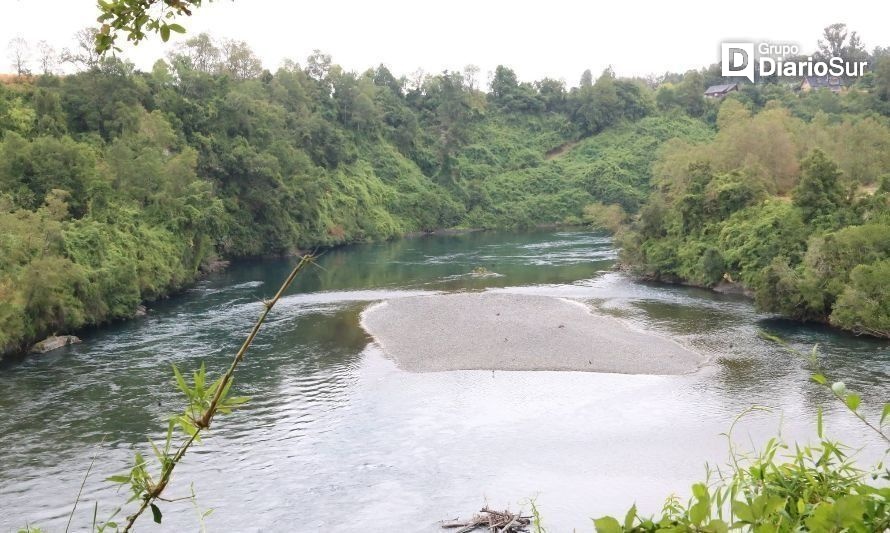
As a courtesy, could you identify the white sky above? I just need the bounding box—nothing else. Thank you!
[1,0,889,85]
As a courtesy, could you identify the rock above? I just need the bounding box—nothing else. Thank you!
[713,280,754,297]
[30,335,81,354]
[200,258,230,274]
[135,304,147,317]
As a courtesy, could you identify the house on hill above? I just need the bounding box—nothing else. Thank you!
[800,76,844,93]
[704,83,739,98]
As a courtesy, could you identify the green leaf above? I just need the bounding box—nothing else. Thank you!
[225,395,250,405]
[706,519,729,533]
[805,496,866,530]
[692,482,708,501]
[150,503,162,524]
[845,393,860,411]
[811,373,827,385]
[592,516,622,533]
[817,406,823,438]
[106,475,131,484]
[690,500,708,525]
[623,504,636,530]
[168,23,186,33]
[732,501,755,523]
[160,24,171,42]
[762,495,785,516]
[195,363,207,396]
[881,403,890,425]
[177,416,199,439]
[172,365,189,395]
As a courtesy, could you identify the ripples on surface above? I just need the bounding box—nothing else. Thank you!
[0,229,887,532]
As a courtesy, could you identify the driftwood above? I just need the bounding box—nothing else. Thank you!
[441,507,532,533]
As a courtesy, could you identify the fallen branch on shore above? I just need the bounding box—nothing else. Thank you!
[441,507,532,532]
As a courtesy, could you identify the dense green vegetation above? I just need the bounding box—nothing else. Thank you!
[5,23,890,353]
[617,25,890,338]
[0,35,703,355]
[619,90,890,337]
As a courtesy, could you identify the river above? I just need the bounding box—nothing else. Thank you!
[0,229,887,532]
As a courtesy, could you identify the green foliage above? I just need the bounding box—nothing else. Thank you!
[793,149,847,223]
[3,51,708,354]
[593,360,890,533]
[623,99,890,336]
[595,437,889,532]
[830,259,890,336]
[583,202,628,233]
[95,0,197,53]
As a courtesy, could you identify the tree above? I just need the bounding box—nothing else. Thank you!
[35,41,58,75]
[488,65,542,113]
[792,149,845,222]
[174,32,220,73]
[7,37,31,76]
[874,56,890,103]
[816,23,866,69]
[831,259,890,336]
[463,64,480,91]
[580,69,593,88]
[535,78,567,113]
[818,23,849,58]
[655,84,678,112]
[61,28,101,71]
[568,68,654,135]
[219,39,263,79]
[306,50,332,81]
[675,71,705,117]
[490,65,519,101]
[715,98,750,131]
[372,64,402,95]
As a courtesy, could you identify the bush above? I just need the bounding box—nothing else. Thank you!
[582,203,628,233]
[831,259,890,336]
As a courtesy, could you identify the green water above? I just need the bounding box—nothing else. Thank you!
[0,229,887,531]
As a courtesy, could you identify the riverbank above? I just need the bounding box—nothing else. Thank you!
[2,225,589,360]
[361,292,705,374]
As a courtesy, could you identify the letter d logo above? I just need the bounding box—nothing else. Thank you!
[722,43,754,83]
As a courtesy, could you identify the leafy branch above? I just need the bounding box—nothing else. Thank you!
[106,254,315,531]
[759,332,890,445]
[592,334,889,532]
[95,0,212,53]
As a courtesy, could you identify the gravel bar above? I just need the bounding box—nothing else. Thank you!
[360,292,705,374]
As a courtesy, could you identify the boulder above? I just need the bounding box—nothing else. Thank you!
[30,335,81,354]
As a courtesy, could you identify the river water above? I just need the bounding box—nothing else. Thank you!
[0,229,887,532]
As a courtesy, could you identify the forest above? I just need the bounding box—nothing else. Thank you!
[2,25,890,355]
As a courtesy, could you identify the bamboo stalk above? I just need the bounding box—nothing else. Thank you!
[121,254,314,532]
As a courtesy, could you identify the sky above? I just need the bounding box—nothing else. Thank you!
[1,0,889,85]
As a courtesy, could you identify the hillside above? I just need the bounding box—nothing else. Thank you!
[0,52,708,355]
[3,35,890,354]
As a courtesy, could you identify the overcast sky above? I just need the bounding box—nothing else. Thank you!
[2,0,889,85]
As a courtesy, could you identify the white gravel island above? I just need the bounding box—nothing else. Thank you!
[361,292,705,374]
